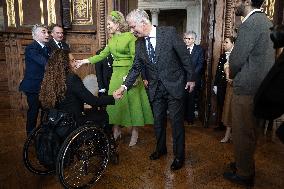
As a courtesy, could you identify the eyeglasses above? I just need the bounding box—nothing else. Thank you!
[183,37,194,40]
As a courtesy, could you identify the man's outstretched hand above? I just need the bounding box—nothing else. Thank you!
[113,86,125,100]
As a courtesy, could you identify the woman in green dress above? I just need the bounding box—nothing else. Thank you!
[77,11,153,147]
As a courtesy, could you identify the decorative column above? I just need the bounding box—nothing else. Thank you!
[186,4,201,44]
[150,9,160,26]
[224,0,234,38]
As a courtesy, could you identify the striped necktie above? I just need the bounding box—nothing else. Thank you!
[58,42,63,49]
[145,37,156,64]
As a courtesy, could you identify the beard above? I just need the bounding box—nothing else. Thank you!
[235,3,245,17]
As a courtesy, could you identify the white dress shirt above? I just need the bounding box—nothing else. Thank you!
[145,25,157,50]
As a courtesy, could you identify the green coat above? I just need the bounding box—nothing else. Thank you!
[88,32,153,126]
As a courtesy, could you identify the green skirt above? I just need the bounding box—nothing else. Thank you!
[107,66,153,126]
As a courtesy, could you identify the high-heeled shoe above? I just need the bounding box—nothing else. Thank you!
[129,127,138,147]
[220,127,232,143]
[220,135,231,143]
[113,125,121,140]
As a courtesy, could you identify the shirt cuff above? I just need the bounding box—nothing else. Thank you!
[98,89,106,93]
[121,85,127,91]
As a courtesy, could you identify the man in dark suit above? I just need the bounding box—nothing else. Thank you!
[19,24,50,136]
[94,48,113,96]
[114,9,195,171]
[183,31,204,124]
[46,24,70,53]
[223,0,275,187]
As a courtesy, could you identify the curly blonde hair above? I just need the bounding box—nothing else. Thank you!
[39,49,72,108]
[108,11,129,32]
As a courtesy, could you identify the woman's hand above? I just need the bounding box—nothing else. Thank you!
[226,77,233,85]
[75,59,90,69]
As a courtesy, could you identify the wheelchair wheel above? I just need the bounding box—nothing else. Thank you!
[23,126,55,175]
[57,125,110,188]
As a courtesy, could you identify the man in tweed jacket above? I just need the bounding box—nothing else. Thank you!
[223,0,275,187]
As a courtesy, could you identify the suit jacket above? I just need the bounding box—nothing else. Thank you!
[19,40,50,93]
[56,73,115,121]
[124,26,195,101]
[254,51,284,119]
[94,49,113,91]
[190,44,204,77]
[230,12,275,95]
[46,38,70,54]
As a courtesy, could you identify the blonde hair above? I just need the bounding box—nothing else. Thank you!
[108,11,129,32]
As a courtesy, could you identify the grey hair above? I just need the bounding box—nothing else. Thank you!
[31,24,48,40]
[126,9,151,25]
[184,30,197,40]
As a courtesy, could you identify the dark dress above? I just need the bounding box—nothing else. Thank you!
[94,48,113,95]
[213,53,227,125]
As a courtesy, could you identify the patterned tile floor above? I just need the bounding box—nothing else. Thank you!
[0,110,283,189]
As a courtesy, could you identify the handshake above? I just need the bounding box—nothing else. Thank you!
[112,86,125,100]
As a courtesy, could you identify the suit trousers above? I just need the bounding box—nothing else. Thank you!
[25,92,40,136]
[151,82,185,160]
[232,94,258,177]
[184,89,195,122]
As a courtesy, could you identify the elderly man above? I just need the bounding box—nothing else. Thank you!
[183,31,204,124]
[19,24,50,136]
[46,24,70,53]
[223,0,275,187]
[114,9,195,170]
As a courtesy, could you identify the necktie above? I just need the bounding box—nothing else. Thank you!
[58,42,63,49]
[145,37,156,64]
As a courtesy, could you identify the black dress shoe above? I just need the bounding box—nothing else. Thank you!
[228,162,255,176]
[223,172,254,187]
[170,158,184,170]
[149,151,167,160]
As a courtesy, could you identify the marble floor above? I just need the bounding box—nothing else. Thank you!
[0,109,283,189]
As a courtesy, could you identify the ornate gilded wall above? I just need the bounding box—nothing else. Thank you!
[1,0,111,110]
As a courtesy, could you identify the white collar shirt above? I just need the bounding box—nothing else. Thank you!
[242,9,262,23]
[53,38,62,48]
[36,41,45,48]
[188,44,195,54]
[145,25,156,50]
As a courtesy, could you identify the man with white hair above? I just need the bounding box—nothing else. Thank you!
[19,24,50,136]
[183,31,204,124]
[114,9,195,170]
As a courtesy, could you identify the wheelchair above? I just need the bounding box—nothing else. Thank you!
[23,108,119,188]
